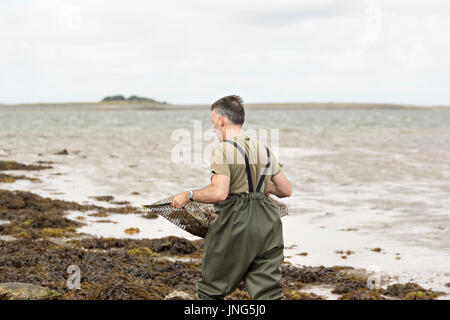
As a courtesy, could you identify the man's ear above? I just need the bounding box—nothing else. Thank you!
[218,115,225,127]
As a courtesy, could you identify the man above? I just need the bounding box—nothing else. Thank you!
[172,95,292,300]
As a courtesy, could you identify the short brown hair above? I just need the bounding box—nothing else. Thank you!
[211,95,245,126]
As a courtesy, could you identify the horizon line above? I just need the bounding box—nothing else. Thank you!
[1,100,450,108]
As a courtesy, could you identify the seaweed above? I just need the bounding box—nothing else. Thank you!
[0,239,202,300]
[111,201,131,205]
[89,195,114,202]
[332,280,366,294]
[338,288,385,300]
[0,238,445,300]
[0,189,144,239]
[0,160,52,171]
[383,283,444,300]
[67,236,201,256]
[0,173,41,183]
[286,291,325,300]
[127,247,160,257]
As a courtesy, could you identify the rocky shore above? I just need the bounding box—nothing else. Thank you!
[0,160,446,300]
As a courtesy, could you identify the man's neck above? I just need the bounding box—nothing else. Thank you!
[224,127,243,140]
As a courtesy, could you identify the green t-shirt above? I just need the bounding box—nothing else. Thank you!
[210,135,283,194]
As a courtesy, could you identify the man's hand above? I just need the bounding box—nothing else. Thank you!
[172,191,190,209]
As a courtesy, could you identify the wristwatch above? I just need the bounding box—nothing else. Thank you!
[187,190,194,202]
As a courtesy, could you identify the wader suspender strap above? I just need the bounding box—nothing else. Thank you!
[223,139,272,193]
[224,140,254,192]
[255,146,271,192]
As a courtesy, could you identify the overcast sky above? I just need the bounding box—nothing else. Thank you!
[0,0,449,105]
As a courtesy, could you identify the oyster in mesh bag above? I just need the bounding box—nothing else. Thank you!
[142,194,288,238]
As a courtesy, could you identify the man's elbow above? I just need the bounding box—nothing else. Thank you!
[279,184,292,198]
[215,190,228,202]
[279,191,291,198]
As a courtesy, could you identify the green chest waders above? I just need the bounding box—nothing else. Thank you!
[196,139,285,300]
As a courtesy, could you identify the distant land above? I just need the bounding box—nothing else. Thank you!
[1,99,449,110]
[101,95,168,104]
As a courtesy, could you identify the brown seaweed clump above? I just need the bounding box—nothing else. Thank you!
[286,291,325,300]
[331,280,367,294]
[0,189,146,239]
[338,288,385,300]
[67,236,201,257]
[0,189,99,239]
[281,264,355,285]
[127,247,160,257]
[111,201,131,205]
[89,195,114,202]
[280,264,388,300]
[0,173,41,184]
[97,205,143,214]
[0,160,52,171]
[0,239,202,300]
[383,283,445,300]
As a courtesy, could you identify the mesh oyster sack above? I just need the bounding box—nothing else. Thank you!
[142,194,288,238]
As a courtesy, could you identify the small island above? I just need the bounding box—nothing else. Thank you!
[101,95,168,105]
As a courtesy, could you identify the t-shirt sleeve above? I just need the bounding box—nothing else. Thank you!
[210,143,231,180]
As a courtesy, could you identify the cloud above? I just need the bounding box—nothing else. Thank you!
[0,0,449,105]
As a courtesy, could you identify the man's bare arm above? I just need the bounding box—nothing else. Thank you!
[172,174,230,208]
[267,172,292,198]
[192,174,230,203]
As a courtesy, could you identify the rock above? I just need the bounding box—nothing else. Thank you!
[164,290,194,300]
[0,282,61,300]
[89,195,114,202]
[54,149,69,155]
